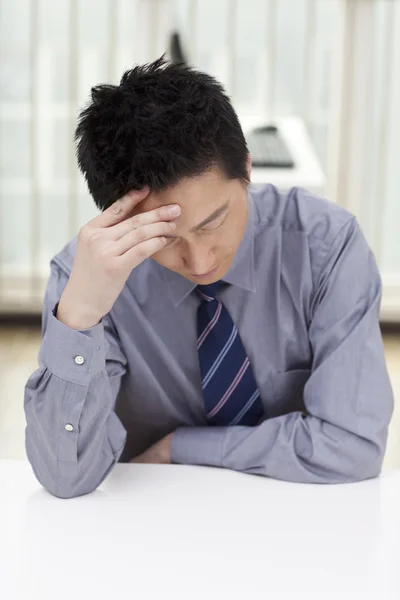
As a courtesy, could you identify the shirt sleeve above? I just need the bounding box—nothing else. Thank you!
[24,260,128,498]
[171,218,394,483]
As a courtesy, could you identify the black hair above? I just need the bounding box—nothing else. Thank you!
[75,56,249,210]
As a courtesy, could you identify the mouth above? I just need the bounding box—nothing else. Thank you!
[191,266,219,279]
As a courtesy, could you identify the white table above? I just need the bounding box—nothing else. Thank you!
[1,460,399,600]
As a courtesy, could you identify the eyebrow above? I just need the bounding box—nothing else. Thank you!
[163,201,230,240]
[190,201,230,232]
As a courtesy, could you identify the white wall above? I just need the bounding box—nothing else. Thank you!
[0,0,399,310]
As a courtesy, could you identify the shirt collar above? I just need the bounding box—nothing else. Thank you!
[161,189,256,308]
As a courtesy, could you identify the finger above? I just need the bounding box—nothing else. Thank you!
[114,221,176,255]
[119,236,168,269]
[109,204,181,241]
[89,187,150,229]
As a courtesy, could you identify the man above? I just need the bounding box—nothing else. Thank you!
[24,58,393,499]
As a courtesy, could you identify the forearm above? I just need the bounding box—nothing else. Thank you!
[24,311,126,498]
[171,409,388,483]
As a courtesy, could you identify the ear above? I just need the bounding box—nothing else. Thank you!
[246,154,252,181]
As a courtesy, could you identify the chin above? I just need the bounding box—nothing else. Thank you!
[191,259,231,285]
[200,273,220,284]
[187,274,217,285]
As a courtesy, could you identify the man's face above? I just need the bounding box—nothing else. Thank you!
[136,168,249,284]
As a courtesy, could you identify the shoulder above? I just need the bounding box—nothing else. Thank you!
[250,184,355,244]
[250,184,366,288]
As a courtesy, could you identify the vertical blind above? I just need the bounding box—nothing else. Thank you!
[0,0,399,316]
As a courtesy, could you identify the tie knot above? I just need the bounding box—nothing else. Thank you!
[197,281,221,302]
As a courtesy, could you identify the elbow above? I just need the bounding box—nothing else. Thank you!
[349,459,382,483]
[344,438,385,483]
[26,453,97,500]
[25,434,104,500]
[30,463,102,500]
[345,388,393,483]
[33,477,80,500]
[47,481,97,500]
[29,459,109,500]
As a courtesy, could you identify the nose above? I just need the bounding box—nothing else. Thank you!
[183,242,215,276]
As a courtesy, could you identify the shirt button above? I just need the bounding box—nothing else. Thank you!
[65,423,74,432]
[74,355,85,365]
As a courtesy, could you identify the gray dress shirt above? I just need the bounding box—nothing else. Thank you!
[24,184,394,498]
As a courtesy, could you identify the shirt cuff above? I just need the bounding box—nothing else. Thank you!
[39,304,107,386]
[171,426,227,468]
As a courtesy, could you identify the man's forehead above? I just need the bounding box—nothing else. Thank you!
[138,187,223,214]
[133,171,242,220]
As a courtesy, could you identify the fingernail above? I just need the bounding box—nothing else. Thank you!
[169,205,181,216]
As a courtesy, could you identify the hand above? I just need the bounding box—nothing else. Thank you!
[56,188,181,330]
[130,433,173,464]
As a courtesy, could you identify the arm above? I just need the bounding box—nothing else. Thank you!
[171,219,394,483]
[25,187,180,497]
[24,261,128,498]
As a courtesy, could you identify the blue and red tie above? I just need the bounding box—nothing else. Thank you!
[197,281,264,426]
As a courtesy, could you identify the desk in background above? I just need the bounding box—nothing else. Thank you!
[242,115,327,197]
[1,459,399,600]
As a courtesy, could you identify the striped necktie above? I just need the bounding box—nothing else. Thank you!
[196,281,264,426]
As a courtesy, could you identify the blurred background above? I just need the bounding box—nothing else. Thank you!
[0,0,399,468]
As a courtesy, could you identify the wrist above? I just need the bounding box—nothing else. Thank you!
[161,433,173,464]
[56,295,102,331]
